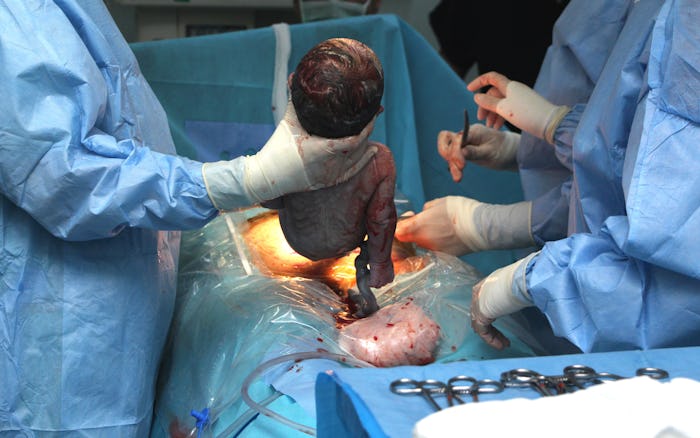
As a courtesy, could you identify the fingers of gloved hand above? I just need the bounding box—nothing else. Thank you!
[422,196,445,211]
[301,115,379,188]
[461,124,519,170]
[488,109,505,131]
[393,197,469,256]
[241,102,380,203]
[470,278,511,350]
[474,88,505,113]
[475,87,505,127]
[462,145,493,164]
[474,88,507,130]
[466,71,511,94]
[436,130,458,159]
[436,130,466,182]
[393,202,440,243]
[492,82,569,141]
[470,73,569,139]
[393,212,416,241]
[447,161,464,183]
[468,72,509,125]
[471,318,511,350]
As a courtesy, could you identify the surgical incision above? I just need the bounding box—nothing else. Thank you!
[240,210,440,366]
[241,210,422,308]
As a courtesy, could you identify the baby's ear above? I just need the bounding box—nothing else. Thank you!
[287,72,294,88]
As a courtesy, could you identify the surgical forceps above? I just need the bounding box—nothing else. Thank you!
[563,365,669,387]
[501,365,671,396]
[390,378,448,411]
[390,375,505,410]
[445,375,504,404]
[500,368,558,396]
[501,367,616,396]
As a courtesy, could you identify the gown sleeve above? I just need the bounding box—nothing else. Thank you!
[0,1,248,241]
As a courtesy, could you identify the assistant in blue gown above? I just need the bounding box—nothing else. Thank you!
[524,0,700,353]
[0,1,373,434]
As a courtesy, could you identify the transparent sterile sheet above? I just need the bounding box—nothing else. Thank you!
[152,204,530,437]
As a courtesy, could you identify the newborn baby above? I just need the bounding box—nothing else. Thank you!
[262,38,396,317]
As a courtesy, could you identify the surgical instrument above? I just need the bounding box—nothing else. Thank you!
[460,109,470,149]
[501,365,671,396]
[500,368,556,396]
[447,375,504,403]
[390,378,447,411]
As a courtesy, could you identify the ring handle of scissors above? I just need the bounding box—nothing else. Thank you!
[500,368,543,387]
[563,365,600,385]
[420,379,449,394]
[446,375,478,393]
[636,367,669,380]
[563,365,597,376]
[390,378,424,395]
[390,378,447,395]
[475,378,505,394]
[563,366,624,383]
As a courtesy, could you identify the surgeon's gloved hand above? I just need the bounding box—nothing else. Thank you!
[470,252,538,349]
[467,71,570,144]
[203,100,378,209]
[394,196,534,256]
[438,124,520,182]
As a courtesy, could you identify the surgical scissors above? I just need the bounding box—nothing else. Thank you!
[636,367,670,380]
[459,109,470,149]
[390,378,447,411]
[562,364,624,387]
[500,368,557,396]
[390,375,505,410]
[502,365,672,396]
[446,375,504,403]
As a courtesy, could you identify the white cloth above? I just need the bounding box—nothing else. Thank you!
[413,377,700,438]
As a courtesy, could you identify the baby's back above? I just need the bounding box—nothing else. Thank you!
[275,143,395,262]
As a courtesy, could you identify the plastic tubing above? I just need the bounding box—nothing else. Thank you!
[215,391,283,438]
[240,351,374,436]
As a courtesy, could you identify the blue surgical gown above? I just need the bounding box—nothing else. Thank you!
[0,1,233,435]
[520,0,634,245]
[526,0,700,353]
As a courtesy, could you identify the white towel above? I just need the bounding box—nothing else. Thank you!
[413,377,700,438]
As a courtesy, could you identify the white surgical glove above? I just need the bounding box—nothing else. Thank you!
[467,71,570,144]
[438,124,520,182]
[394,196,534,256]
[202,100,378,208]
[470,252,538,350]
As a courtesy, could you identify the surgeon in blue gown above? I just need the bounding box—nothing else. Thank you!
[0,1,378,435]
[396,0,700,354]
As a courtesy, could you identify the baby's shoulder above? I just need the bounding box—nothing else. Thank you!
[369,142,394,161]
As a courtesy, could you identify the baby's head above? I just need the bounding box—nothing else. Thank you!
[291,38,384,139]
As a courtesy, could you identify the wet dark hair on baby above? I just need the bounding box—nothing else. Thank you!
[291,38,384,139]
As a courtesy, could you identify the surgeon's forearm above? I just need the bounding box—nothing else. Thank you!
[470,201,535,250]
